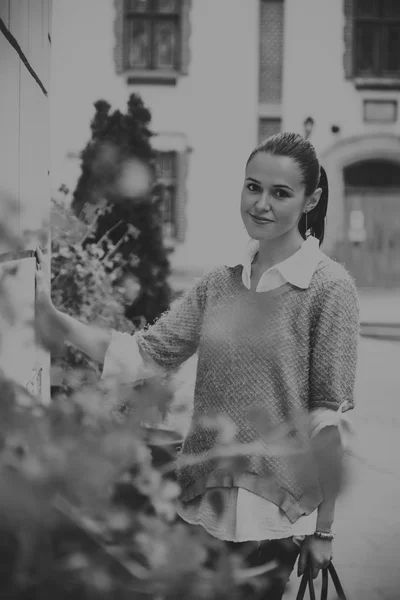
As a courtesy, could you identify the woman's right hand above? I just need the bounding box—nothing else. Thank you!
[35,246,111,361]
[35,245,53,312]
[35,245,66,352]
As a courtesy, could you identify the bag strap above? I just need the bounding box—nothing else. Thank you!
[328,563,347,600]
[307,570,317,600]
[321,568,328,600]
[295,563,347,600]
[296,570,308,600]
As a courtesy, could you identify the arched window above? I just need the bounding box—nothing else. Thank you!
[344,159,400,187]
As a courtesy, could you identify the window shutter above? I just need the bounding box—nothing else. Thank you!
[180,0,192,75]
[175,149,189,242]
[114,0,125,74]
[343,0,355,79]
[259,0,284,103]
[258,117,281,142]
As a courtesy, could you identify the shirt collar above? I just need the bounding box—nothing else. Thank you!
[239,235,324,290]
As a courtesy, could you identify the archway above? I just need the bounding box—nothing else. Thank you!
[321,134,400,288]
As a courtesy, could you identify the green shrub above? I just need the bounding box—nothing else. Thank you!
[71,94,171,327]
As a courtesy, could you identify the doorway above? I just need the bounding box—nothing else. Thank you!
[343,160,400,288]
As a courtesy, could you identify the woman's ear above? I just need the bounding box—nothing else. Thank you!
[305,188,322,212]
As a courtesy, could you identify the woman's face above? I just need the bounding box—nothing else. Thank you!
[241,152,315,242]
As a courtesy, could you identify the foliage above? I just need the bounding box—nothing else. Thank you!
[50,198,136,377]
[0,369,289,600]
[70,94,172,326]
[0,338,346,599]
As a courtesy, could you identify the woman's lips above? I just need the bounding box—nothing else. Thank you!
[249,213,274,225]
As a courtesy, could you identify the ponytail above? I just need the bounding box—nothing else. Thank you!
[298,166,329,246]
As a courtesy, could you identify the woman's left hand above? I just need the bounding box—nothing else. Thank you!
[297,535,333,579]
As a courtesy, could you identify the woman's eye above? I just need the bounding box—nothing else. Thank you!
[247,183,261,193]
[274,189,290,199]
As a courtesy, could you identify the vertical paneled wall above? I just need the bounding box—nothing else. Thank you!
[0,0,52,402]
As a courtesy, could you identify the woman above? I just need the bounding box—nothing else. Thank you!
[36,133,359,599]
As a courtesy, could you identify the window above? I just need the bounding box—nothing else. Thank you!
[154,150,188,243]
[114,0,191,83]
[259,0,284,103]
[344,159,400,187]
[353,0,400,77]
[363,99,398,122]
[124,0,180,71]
[155,151,177,239]
[258,117,281,143]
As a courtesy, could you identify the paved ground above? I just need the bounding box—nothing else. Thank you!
[165,337,400,599]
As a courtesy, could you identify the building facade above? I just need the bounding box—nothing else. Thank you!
[51,0,258,273]
[282,0,400,288]
[51,0,400,287]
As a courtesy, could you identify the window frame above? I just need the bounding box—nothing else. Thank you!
[114,0,192,85]
[154,148,188,244]
[155,150,178,240]
[123,0,181,73]
[258,117,282,143]
[353,1,400,78]
[347,0,400,87]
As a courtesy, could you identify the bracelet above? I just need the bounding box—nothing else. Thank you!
[314,530,335,541]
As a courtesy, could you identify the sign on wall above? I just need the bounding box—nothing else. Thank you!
[348,209,367,243]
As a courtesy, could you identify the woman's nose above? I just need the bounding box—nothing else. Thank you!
[256,192,271,211]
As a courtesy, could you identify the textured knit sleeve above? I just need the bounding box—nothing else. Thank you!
[134,273,209,370]
[309,276,360,412]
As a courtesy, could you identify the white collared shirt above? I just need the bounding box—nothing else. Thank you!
[240,235,324,292]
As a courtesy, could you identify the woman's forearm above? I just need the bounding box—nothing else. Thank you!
[316,498,336,532]
[313,425,343,532]
[52,307,112,363]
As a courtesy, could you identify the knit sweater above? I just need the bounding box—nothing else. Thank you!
[135,256,360,522]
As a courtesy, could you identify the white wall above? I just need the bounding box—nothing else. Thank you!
[50,0,259,271]
[282,0,400,154]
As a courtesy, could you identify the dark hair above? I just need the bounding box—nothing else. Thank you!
[247,132,329,246]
